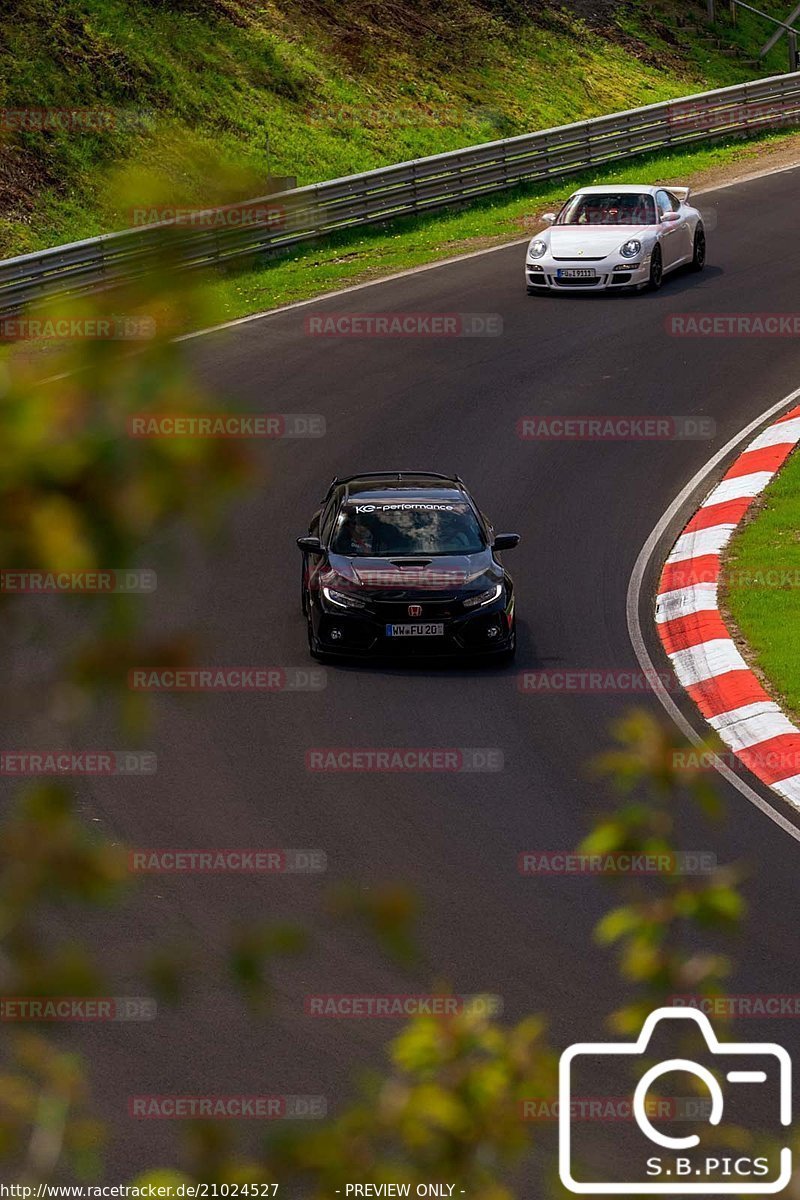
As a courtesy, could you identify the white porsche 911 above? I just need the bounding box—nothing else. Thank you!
[525,184,705,293]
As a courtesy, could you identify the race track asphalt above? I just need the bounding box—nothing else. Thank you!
[24,164,800,1181]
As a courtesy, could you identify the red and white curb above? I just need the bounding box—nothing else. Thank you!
[655,404,800,809]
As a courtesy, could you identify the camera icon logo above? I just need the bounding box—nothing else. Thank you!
[559,1006,792,1194]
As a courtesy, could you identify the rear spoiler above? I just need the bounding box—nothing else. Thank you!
[670,186,691,202]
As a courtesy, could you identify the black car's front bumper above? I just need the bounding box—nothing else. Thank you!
[308,594,515,658]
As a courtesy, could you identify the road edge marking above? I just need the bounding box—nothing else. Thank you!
[627,387,800,845]
[655,408,800,808]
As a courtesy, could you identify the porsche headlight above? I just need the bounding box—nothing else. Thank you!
[322,586,365,610]
[464,583,503,609]
[620,238,642,259]
[528,239,548,260]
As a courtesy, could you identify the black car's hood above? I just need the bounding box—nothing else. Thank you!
[326,550,501,599]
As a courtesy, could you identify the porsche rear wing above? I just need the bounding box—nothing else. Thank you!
[670,186,691,202]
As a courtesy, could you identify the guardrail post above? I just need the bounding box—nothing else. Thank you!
[790,30,799,70]
[730,0,737,21]
[707,0,715,20]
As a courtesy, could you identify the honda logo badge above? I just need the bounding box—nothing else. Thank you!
[408,605,422,617]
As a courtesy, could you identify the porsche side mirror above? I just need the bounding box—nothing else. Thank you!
[661,211,681,224]
[297,535,322,553]
[541,212,557,224]
[493,533,520,551]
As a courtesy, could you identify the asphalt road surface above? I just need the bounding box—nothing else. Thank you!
[17,164,800,1183]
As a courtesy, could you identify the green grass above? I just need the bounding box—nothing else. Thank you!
[724,442,800,722]
[1,0,798,258]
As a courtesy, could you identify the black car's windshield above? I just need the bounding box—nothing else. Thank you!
[557,192,656,226]
[331,500,485,557]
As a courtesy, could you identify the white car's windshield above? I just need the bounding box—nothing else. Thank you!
[557,192,657,226]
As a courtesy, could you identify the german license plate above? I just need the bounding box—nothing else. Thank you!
[557,268,597,279]
[386,623,444,637]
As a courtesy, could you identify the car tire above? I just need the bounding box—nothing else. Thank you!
[690,225,706,272]
[647,245,663,291]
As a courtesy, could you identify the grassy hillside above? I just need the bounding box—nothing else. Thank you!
[0,0,796,257]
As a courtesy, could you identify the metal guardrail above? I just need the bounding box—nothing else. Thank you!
[3,71,800,315]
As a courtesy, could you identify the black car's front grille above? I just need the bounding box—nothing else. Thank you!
[371,598,456,621]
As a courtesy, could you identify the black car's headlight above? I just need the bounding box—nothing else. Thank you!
[463,583,503,609]
[528,239,548,260]
[620,238,642,259]
[322,586,366,610]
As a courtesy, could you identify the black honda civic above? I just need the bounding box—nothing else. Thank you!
[297,472,519,661]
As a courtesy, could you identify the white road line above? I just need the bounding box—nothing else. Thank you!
[626,383,800,846]
[655,583,719,622]
[707,700,783,732]
[666,524,736,563]
[701,471,775,506]
[773,774,800,804]
[714,708,797,751]
[749,416,800,450]
[670,638,748,686]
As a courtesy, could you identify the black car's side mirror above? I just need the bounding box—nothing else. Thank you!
[297,535,322,553]
[493,533,520,551]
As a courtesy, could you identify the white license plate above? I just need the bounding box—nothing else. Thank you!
[557,268,597,279]
[386,623,445,638]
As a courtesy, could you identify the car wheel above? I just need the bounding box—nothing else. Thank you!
[301,555,308,616]
[647,245,663,291]
[691,226,706,272]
